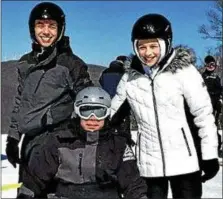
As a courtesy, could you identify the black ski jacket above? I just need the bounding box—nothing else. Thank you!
[17,120,148,199]
[8,36,93,141]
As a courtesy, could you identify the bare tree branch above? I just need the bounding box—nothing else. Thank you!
[198,0,223,85]
[198,0,223,41]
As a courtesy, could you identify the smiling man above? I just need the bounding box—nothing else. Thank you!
[34,19,58,47]
[5,2,93,197]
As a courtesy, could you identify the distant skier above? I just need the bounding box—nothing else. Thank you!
[202,55,222,157]
[99,55,132,144]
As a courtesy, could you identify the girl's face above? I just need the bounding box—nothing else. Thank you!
[80,116,105,132]
[137,39,161,67]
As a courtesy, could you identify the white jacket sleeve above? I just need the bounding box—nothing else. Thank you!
[180,65,218,160]
[110,73,129,119]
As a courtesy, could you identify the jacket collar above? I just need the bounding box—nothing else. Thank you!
[127,45,196,78]
[18,36,73,73]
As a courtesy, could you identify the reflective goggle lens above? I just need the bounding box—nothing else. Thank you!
[206,62,216,67]
[79,105,108,119]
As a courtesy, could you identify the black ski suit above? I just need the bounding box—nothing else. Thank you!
[17,120,148,199]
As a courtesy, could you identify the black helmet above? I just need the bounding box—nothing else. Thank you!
[29,2,65,44]
[204,55,216,64]
[116,55,128,63]
[131,14,173,62]
[131,14,172,42]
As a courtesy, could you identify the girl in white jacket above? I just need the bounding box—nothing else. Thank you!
[110,13,219,199]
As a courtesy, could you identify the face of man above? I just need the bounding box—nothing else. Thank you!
[80,116,105,132]
[34,19,58,47]
[137,39,161,67]
[206,62,217,72]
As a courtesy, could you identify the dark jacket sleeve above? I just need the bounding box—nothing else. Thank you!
[98,69,106,86]
[17,140,59,198]
[58,54,93,98]
[7,67,24,141]
[215,75,222,97]
[215,76,223,115]
[111,101,133,145]
[117,145,148,199]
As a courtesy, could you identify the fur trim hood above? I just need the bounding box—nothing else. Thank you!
[124,45,197,74]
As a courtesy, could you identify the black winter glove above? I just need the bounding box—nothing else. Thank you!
[5,136,20,168]
[201,158,219,183]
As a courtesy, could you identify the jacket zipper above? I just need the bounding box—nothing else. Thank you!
[181,128,192,156]
[78,153,83,176]
[34,71,45,93]
[138,133,141,163]
[151,80,166,176]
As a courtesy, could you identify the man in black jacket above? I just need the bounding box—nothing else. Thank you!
[5,1,92,189]
[202,55,222,156]
[202,56,222,118]
[17,87,148,199]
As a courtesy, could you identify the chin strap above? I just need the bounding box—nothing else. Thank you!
[32,43,57,64]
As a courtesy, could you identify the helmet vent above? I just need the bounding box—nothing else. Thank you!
[99,97,104,99]
[83,96,88,98]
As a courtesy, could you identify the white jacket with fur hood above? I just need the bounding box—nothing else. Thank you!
[110,46,218,177]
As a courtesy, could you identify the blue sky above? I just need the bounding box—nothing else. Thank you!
[1,1,220,67]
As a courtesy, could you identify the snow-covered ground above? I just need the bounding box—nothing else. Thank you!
[1,134,21,198]
[1,134,222,198]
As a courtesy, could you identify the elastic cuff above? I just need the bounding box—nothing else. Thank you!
[8,129,21,141]
[18,185,35,198]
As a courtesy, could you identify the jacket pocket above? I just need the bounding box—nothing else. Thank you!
[19,110,47,136]
[181,128,192,156]
[56,148,85,184]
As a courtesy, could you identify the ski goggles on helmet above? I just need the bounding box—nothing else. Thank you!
[75,104,110,120]
[206,62,216,67]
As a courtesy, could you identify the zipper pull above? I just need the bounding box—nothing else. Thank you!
[78,153,83,175]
